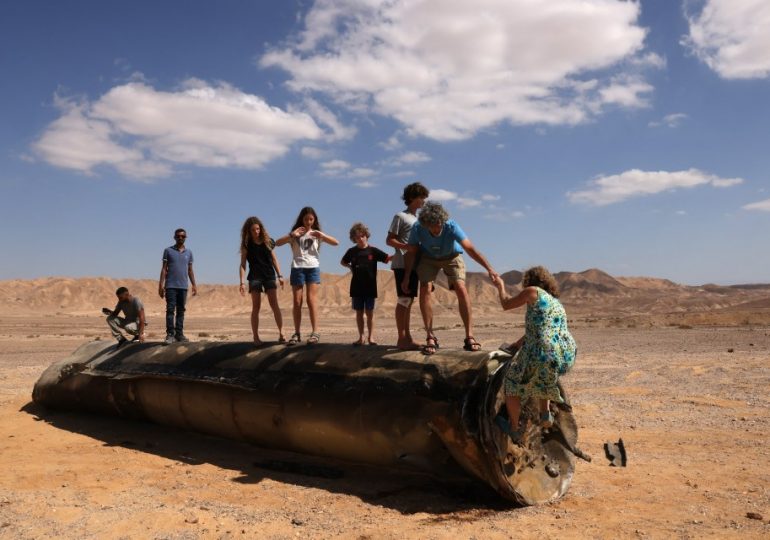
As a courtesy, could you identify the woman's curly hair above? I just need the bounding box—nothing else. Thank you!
[239,216,271,254]
[418,202,449,227]
[522,266,561,298]
[349,222,370,242]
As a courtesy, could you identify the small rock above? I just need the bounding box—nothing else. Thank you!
[199,506,209,511]
[1,523,10,528]
[746,512,763,521]
[291,518,304,526]
[727,348,734,353]
[185,517,199,524]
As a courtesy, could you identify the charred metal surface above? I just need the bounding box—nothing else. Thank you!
[32,340,580,505]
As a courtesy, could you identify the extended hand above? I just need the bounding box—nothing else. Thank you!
[191,285,198,296]
[158,287,165,299]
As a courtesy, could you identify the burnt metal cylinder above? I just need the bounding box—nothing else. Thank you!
[32,340,579,505]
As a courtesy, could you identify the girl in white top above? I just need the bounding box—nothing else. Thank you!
[275,207,339,345]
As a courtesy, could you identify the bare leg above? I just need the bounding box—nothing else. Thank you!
[365,309,374,343]
[250,291,262,344]
[354,310,364,344]
[306,282,319,333]
[453,279,473,339]
[419,282,433,340]
[395,303,406,343]
[266,288,283,339]
[292,285,303,335]
[505,395,522,432]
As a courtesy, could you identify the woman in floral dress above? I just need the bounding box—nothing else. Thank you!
[493,266,577,443]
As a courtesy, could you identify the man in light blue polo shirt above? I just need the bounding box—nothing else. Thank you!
[402,202,498,354]
[159,228,197,344]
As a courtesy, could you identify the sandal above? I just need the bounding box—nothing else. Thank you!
[307,332,320,345]
[494,415,523,444]
[428,333,439,349]
[463,336,482,352]
[540,410,554,428]
[422,336,437,355]
[278,335,286,344]
[287,333,301,346]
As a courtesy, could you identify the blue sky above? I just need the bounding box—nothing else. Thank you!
[1,0,768,285]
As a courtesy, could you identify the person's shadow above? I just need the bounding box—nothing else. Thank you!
[20,401,511,516]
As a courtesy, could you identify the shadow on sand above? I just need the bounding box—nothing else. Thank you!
[20,401,512,516]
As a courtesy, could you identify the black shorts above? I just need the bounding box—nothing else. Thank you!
[249,278,277,293]
[393,268,418,298]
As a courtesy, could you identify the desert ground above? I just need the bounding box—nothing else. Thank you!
[1,274,770,538]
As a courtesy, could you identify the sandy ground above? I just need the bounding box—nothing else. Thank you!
[1,313,769,539]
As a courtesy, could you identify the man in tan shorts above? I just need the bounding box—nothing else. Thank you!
[401,202,499,354]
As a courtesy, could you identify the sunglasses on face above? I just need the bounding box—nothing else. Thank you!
[175,235,186,239]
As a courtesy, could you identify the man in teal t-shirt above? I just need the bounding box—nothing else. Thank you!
[402,202,499,354]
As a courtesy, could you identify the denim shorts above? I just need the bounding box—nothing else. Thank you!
[352,297,376,311]
[290,266,321,286]
[249,278,277,293]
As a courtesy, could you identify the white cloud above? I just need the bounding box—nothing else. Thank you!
[429,189,458,202]
[684,0,770,79]
[457,197,482,209]
[496,144,505,150]
[649,112,688,128]
[34,81,323,179]
[301,97,357,141]
[300,146,326,159]
[261,0,654,141]
[320,159,350,171]
[743,198,770,211]
[568,168,744,206]
[379,133,403,151]
[355,180,377,188]
[383,150,431,167]
[481,194,501,202]
[675,209,688,215]
[348,167,377,178]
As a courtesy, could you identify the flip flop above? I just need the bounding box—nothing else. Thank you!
[287,333,301,346]
[307,332,320,345]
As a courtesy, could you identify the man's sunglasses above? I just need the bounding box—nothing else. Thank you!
[175,235,187,239]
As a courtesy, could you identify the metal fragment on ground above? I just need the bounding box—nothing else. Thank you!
[32,340,582,505]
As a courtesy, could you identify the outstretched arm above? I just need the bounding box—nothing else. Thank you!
[460,238,499,282]
[495,281,538,311]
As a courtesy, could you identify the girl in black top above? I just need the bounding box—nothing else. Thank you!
[239,216,285,345]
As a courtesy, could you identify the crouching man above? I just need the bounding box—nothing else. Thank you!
[104,286,146,347]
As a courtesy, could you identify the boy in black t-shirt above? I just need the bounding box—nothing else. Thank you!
[341,222,391,345]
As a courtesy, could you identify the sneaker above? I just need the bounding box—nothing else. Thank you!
[176,335,189,343]
[116,337,128,349]
[163,335,176,345]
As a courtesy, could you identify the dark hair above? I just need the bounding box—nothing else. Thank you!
[174,228,186,236]
[240,216,271,254]
[291,207,321,232]
[115,287,129,296]
[402,182,429,205]
[522,266,561,298]
[349,222,370,242]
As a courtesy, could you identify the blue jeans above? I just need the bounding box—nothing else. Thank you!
[165,288,188,337]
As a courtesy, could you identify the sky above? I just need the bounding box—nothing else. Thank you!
[0,0,769,285]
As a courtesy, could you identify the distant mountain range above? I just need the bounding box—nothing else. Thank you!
[2,270,769,325]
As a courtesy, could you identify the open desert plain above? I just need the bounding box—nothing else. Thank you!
[1,271,769,539]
